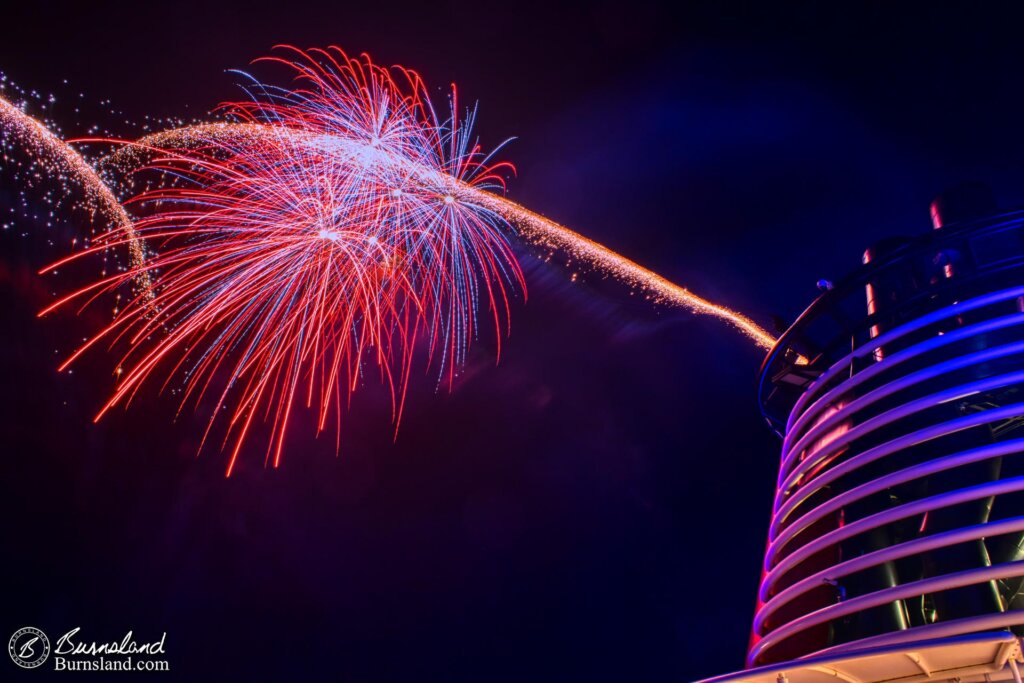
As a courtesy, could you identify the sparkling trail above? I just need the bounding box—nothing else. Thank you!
[118,122,776,350]
[0,94,152,295]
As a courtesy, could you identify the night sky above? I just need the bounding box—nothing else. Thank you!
[4,2,1024,681]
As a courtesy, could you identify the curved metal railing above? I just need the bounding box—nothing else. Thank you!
[751,212,1024,666]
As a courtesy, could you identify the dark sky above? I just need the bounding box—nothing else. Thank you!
[3,2,1024,681]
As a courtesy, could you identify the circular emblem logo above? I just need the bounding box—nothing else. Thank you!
[8,627,50,669]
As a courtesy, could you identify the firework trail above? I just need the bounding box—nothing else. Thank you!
[0,94,152,296]
[458,190,776,349]
[24,46,775,472]
[114,123,776,350]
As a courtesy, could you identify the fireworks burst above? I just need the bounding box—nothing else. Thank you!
[4,46,776,473]
[40,47,526,473]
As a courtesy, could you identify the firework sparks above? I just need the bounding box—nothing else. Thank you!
[0,93,152,295]
[22,46,776,472]
[43,48,527,473]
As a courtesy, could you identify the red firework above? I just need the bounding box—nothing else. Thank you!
[42,46,526,474]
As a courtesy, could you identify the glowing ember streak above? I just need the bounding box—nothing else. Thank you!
[0,94,152,295]
[482,198,775,350]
